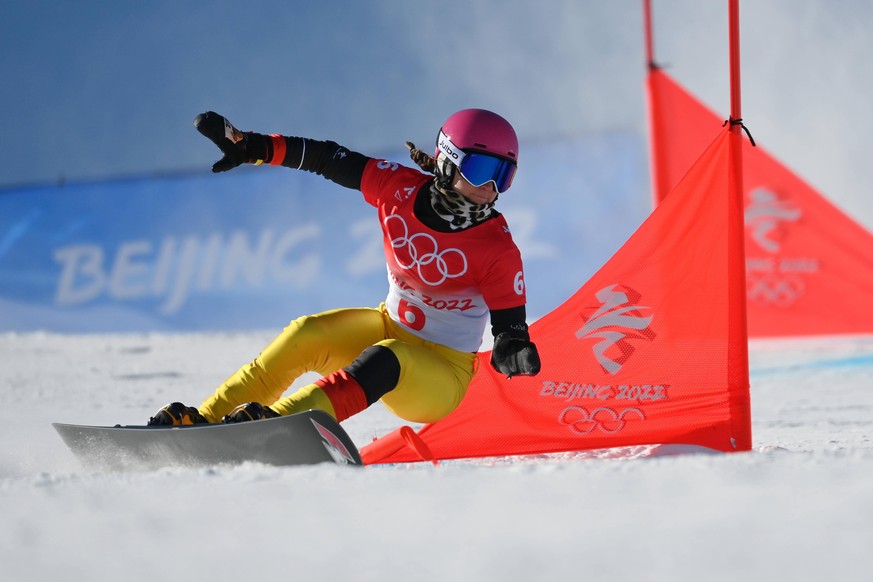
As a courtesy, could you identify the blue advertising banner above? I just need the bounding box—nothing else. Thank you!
[0,134,647,332]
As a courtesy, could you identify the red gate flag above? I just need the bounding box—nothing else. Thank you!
[362,127,752,464]
[647,67,873,336]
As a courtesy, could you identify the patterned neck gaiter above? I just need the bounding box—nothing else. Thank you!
[428,182,496,231]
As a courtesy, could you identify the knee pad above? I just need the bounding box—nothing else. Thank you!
[345,344,401,405]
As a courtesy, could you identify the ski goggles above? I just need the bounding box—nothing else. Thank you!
[437,131,517,193]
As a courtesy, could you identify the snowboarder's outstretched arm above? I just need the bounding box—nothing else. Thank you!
[194,111,370,190]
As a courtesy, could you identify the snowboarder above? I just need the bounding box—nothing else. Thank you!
[149,108,541,426]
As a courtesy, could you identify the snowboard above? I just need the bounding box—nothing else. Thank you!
[53,409,363,469]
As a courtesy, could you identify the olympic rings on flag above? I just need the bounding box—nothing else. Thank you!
[746,275,806,307]
[558,406,646,435]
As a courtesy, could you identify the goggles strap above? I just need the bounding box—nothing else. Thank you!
[436,131,466,167]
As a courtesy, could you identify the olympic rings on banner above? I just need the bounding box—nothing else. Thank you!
[558,406,646,435]
[746,275,806,307]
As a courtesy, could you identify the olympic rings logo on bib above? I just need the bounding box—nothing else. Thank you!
[384,214,468,286]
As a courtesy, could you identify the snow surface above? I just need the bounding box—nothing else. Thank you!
[2,331,872,581]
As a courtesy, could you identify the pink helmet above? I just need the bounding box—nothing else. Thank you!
[436,108,518,162]
[434,109,518,194]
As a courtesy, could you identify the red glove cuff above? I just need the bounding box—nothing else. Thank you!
[268,134,287,165]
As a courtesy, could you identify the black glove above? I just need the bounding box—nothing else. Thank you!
[222,402,280,423]
[490,332,541,378]
[194,111,252,173]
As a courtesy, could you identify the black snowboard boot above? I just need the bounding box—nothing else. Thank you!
[148,402,210,426]
[222,402,280,423]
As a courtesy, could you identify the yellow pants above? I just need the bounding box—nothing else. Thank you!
[199,303,477,424]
